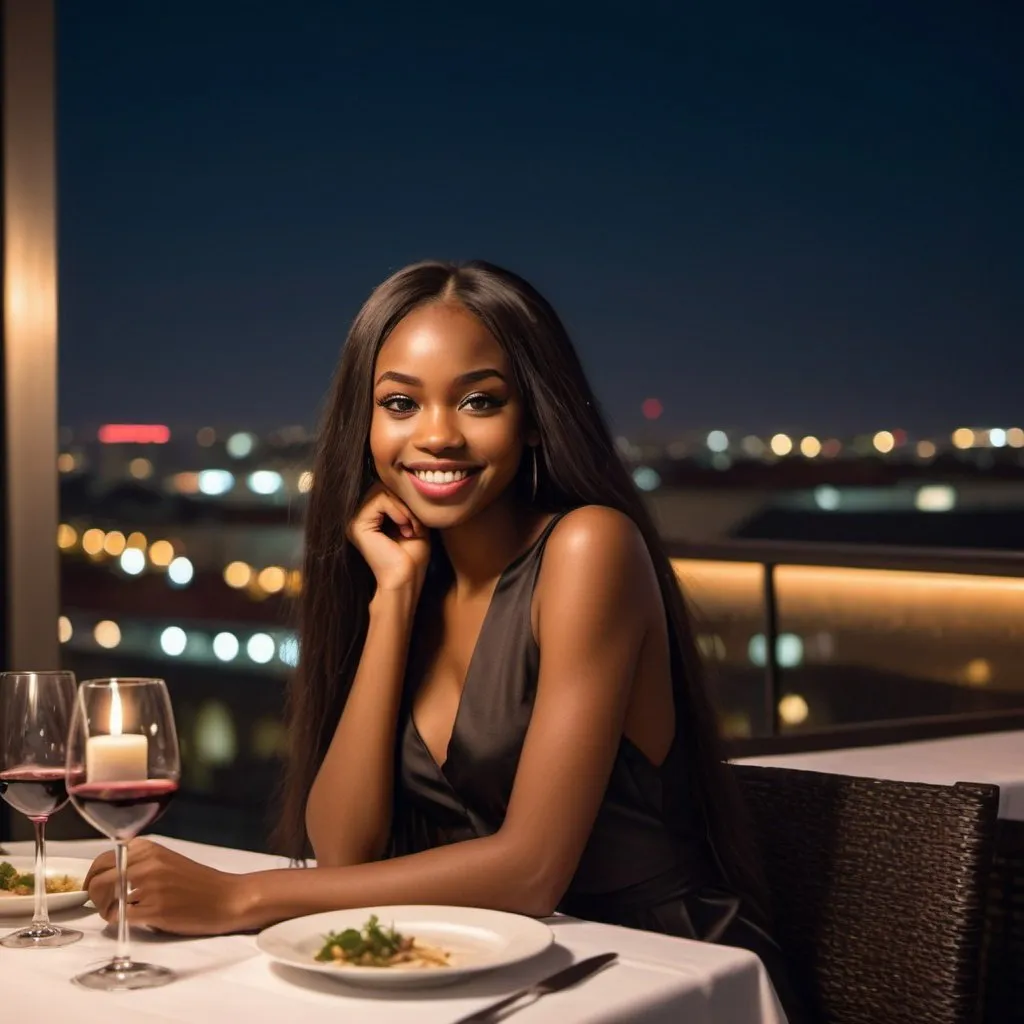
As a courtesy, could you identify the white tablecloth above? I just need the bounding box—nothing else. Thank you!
[736,729,1024,821]
[2,836,786,1024]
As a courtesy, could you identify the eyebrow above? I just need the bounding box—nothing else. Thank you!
[374,368,507,388]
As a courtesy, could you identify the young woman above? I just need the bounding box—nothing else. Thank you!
[85,260,801,1018]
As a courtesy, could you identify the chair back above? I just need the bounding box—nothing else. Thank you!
[731,764,999,1024]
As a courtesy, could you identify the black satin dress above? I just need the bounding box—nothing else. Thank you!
[389,514,803,1023]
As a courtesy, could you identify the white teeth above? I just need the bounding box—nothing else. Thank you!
[413,469,470,484]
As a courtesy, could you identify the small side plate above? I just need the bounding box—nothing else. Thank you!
[0,856,93,917]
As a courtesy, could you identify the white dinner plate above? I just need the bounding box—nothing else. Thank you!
[257,905,553,989]
[0,856,93,917]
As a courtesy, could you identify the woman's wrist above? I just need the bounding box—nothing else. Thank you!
[369,582,419,618]
[230,869,274,932]
[230,867,348,933]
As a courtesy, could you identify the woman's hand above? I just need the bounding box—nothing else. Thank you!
[347,484,431,596]
[83,838,247,937]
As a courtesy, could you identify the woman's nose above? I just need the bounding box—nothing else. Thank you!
[414,406,464,452]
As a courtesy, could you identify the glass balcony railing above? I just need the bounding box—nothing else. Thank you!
[672,543,1024,743]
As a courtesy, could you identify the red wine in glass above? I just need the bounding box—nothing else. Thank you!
[66,677,180,991]
[0,766,69,820]
[67,779,177,843]
[0,670,83,949]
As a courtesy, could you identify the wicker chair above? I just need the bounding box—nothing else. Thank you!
[731,764,1000,1024]
[984,817,1024,1023]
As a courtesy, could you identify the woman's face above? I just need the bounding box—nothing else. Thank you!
[369,301,535,530]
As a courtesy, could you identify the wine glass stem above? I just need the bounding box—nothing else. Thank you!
[31,818,49,928]
[114,841,131,966]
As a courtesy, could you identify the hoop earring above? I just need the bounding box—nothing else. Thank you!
[531,446,539,503]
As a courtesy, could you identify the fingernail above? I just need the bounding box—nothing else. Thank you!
[401,526,412,538]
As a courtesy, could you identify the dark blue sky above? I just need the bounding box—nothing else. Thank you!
[57,2,1022,436]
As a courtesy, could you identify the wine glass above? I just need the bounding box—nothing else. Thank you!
[66,678,180,990]
[0,670,83,948]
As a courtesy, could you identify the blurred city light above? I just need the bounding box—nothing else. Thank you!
[872,430,895,454]
[799,435,821,458]
[170,471,200,494]
[226,432,255,458]
[963,658,992,686]
[777,634,804,668]
[168,556,194,586]
[98,424,170,444]
[81,528,105,556]
[279,634,300,668]
[641,398,663,420]
[706,430,728,453]
[257,566,287,593]
[160,626,187,656]
[769,433,792,456]
[778,693,809,726]
[148,539,174,567]
[223,561,252,588]
[915,485,956,513]
[103,530,127,557]
[195,701,237,765]
[198,469,234,496]
[632,466,661,491]
[212,632,240,662]
[246,633,276,664]
[129,457,153,479]
[814,485,841,511]
[119,548,146,576]
[94,620,121,649]
[247,470,283,495]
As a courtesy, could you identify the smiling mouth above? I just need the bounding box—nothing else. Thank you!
[402,465,482,500]
[407,467,478,484]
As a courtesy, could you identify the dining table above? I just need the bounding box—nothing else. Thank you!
[735,727,1024,1024]
[1,834,787,1024]
[733,728,1024,821]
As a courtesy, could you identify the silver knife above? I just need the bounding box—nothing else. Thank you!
[453,951,618,1024]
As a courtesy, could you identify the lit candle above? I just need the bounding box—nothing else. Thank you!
[85,682,148,783]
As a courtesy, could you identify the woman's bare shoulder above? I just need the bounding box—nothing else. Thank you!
[539,506,659,608]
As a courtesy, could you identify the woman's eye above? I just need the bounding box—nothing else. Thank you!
[461,393,503,413]
[378,394,417,414]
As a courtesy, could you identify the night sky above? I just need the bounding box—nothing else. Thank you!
[56,2,1022,437]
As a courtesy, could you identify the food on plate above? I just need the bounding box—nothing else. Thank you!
[0,860,81,897]
[315,914,451,968]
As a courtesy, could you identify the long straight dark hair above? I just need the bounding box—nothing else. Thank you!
[273,260,767,919]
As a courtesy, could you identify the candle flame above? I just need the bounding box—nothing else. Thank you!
[110,681,123,736]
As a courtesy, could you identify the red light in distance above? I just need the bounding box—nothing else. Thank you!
[641,398,663,421]
[98,424,171,445]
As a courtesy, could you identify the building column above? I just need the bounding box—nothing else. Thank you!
[1,0,59,843]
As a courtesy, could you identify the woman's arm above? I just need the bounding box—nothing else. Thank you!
[304,585,417,866]
[85,507,658,935]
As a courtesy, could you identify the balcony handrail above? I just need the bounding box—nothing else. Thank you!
[666,538,1024,578]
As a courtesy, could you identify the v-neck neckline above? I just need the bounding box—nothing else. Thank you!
[410,513,563,775]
